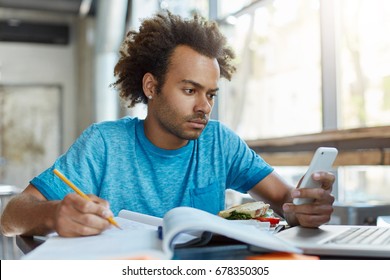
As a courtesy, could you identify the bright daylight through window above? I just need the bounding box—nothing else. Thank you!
[218,0,390,203]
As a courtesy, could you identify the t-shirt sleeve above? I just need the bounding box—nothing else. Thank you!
[221,125,274,193]
[30,124,106,200]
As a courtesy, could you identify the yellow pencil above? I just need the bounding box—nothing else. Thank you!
[53,168,122,230]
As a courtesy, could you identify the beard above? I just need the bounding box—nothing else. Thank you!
[159,111,208,140]
[154,101,209,141]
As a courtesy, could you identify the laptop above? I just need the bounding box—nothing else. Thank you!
[274,225,390,258]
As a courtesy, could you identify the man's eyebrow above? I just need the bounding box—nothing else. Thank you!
[181,79,219,92]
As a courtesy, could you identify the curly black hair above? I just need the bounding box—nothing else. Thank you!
[112,10,236,108]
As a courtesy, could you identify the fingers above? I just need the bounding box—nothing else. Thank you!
[283,202,334,227]
[295,171,335,201]
[70,193,114,219]
[88,194,111,209]
[54,193,112,237]
[284,171,336,228]
[284,201,334,216]
[292,188,335,204]
[295,209,333,228]
[312,171,335,191]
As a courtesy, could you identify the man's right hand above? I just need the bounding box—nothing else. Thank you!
[54,193,113,237]
[0,184,113,237]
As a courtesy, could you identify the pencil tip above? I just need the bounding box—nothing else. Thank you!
[107,216,122,229]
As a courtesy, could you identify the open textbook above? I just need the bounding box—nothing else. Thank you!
[22,206,301,260]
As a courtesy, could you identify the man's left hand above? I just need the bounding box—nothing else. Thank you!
[282,171,335,227]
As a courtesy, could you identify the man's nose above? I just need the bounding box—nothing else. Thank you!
[194,94,212,115]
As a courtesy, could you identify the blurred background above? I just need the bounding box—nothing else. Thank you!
[1,0,390,259]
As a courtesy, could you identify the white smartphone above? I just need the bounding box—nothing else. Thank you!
[293,147,338,205]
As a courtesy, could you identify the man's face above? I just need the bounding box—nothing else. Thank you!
[149,45,220,143]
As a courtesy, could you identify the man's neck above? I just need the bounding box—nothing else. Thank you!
[143,118,189,150]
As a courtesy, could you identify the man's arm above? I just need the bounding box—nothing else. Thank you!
[0,184,113,237]
[1,184,59,236]
[248,170,335,227]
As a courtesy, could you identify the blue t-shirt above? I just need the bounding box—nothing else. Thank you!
[31,117,273,217]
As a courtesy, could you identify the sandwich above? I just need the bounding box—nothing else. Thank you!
[218,201,280,226]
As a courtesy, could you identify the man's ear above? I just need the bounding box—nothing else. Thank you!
[142,73,157,100]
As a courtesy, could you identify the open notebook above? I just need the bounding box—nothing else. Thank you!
[22,206,299,260]
[275,224,390,258]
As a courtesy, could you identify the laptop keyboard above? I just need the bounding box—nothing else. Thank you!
[328,227,390,245]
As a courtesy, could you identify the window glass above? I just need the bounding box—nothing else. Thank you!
[160,0,209,18]
[335,0,390,128]
[218,0,254,18]
[219,0,322,139]
[334,0,390,204]
[338,166,390,202]
[218,0,390,205]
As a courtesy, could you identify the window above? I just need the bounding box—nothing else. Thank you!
[334,0,390,202]
[159,0,209,18]
[338,166,390,202]
[217,0,254,18]
[335,0,390,128]
[218,0,390,204]
[219,0,322,139]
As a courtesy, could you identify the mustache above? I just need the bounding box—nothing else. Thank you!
[187,113,209,122]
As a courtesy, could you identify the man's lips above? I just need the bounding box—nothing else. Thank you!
[188,119,208,129]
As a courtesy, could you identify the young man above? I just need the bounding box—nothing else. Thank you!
[1,12,334,237]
